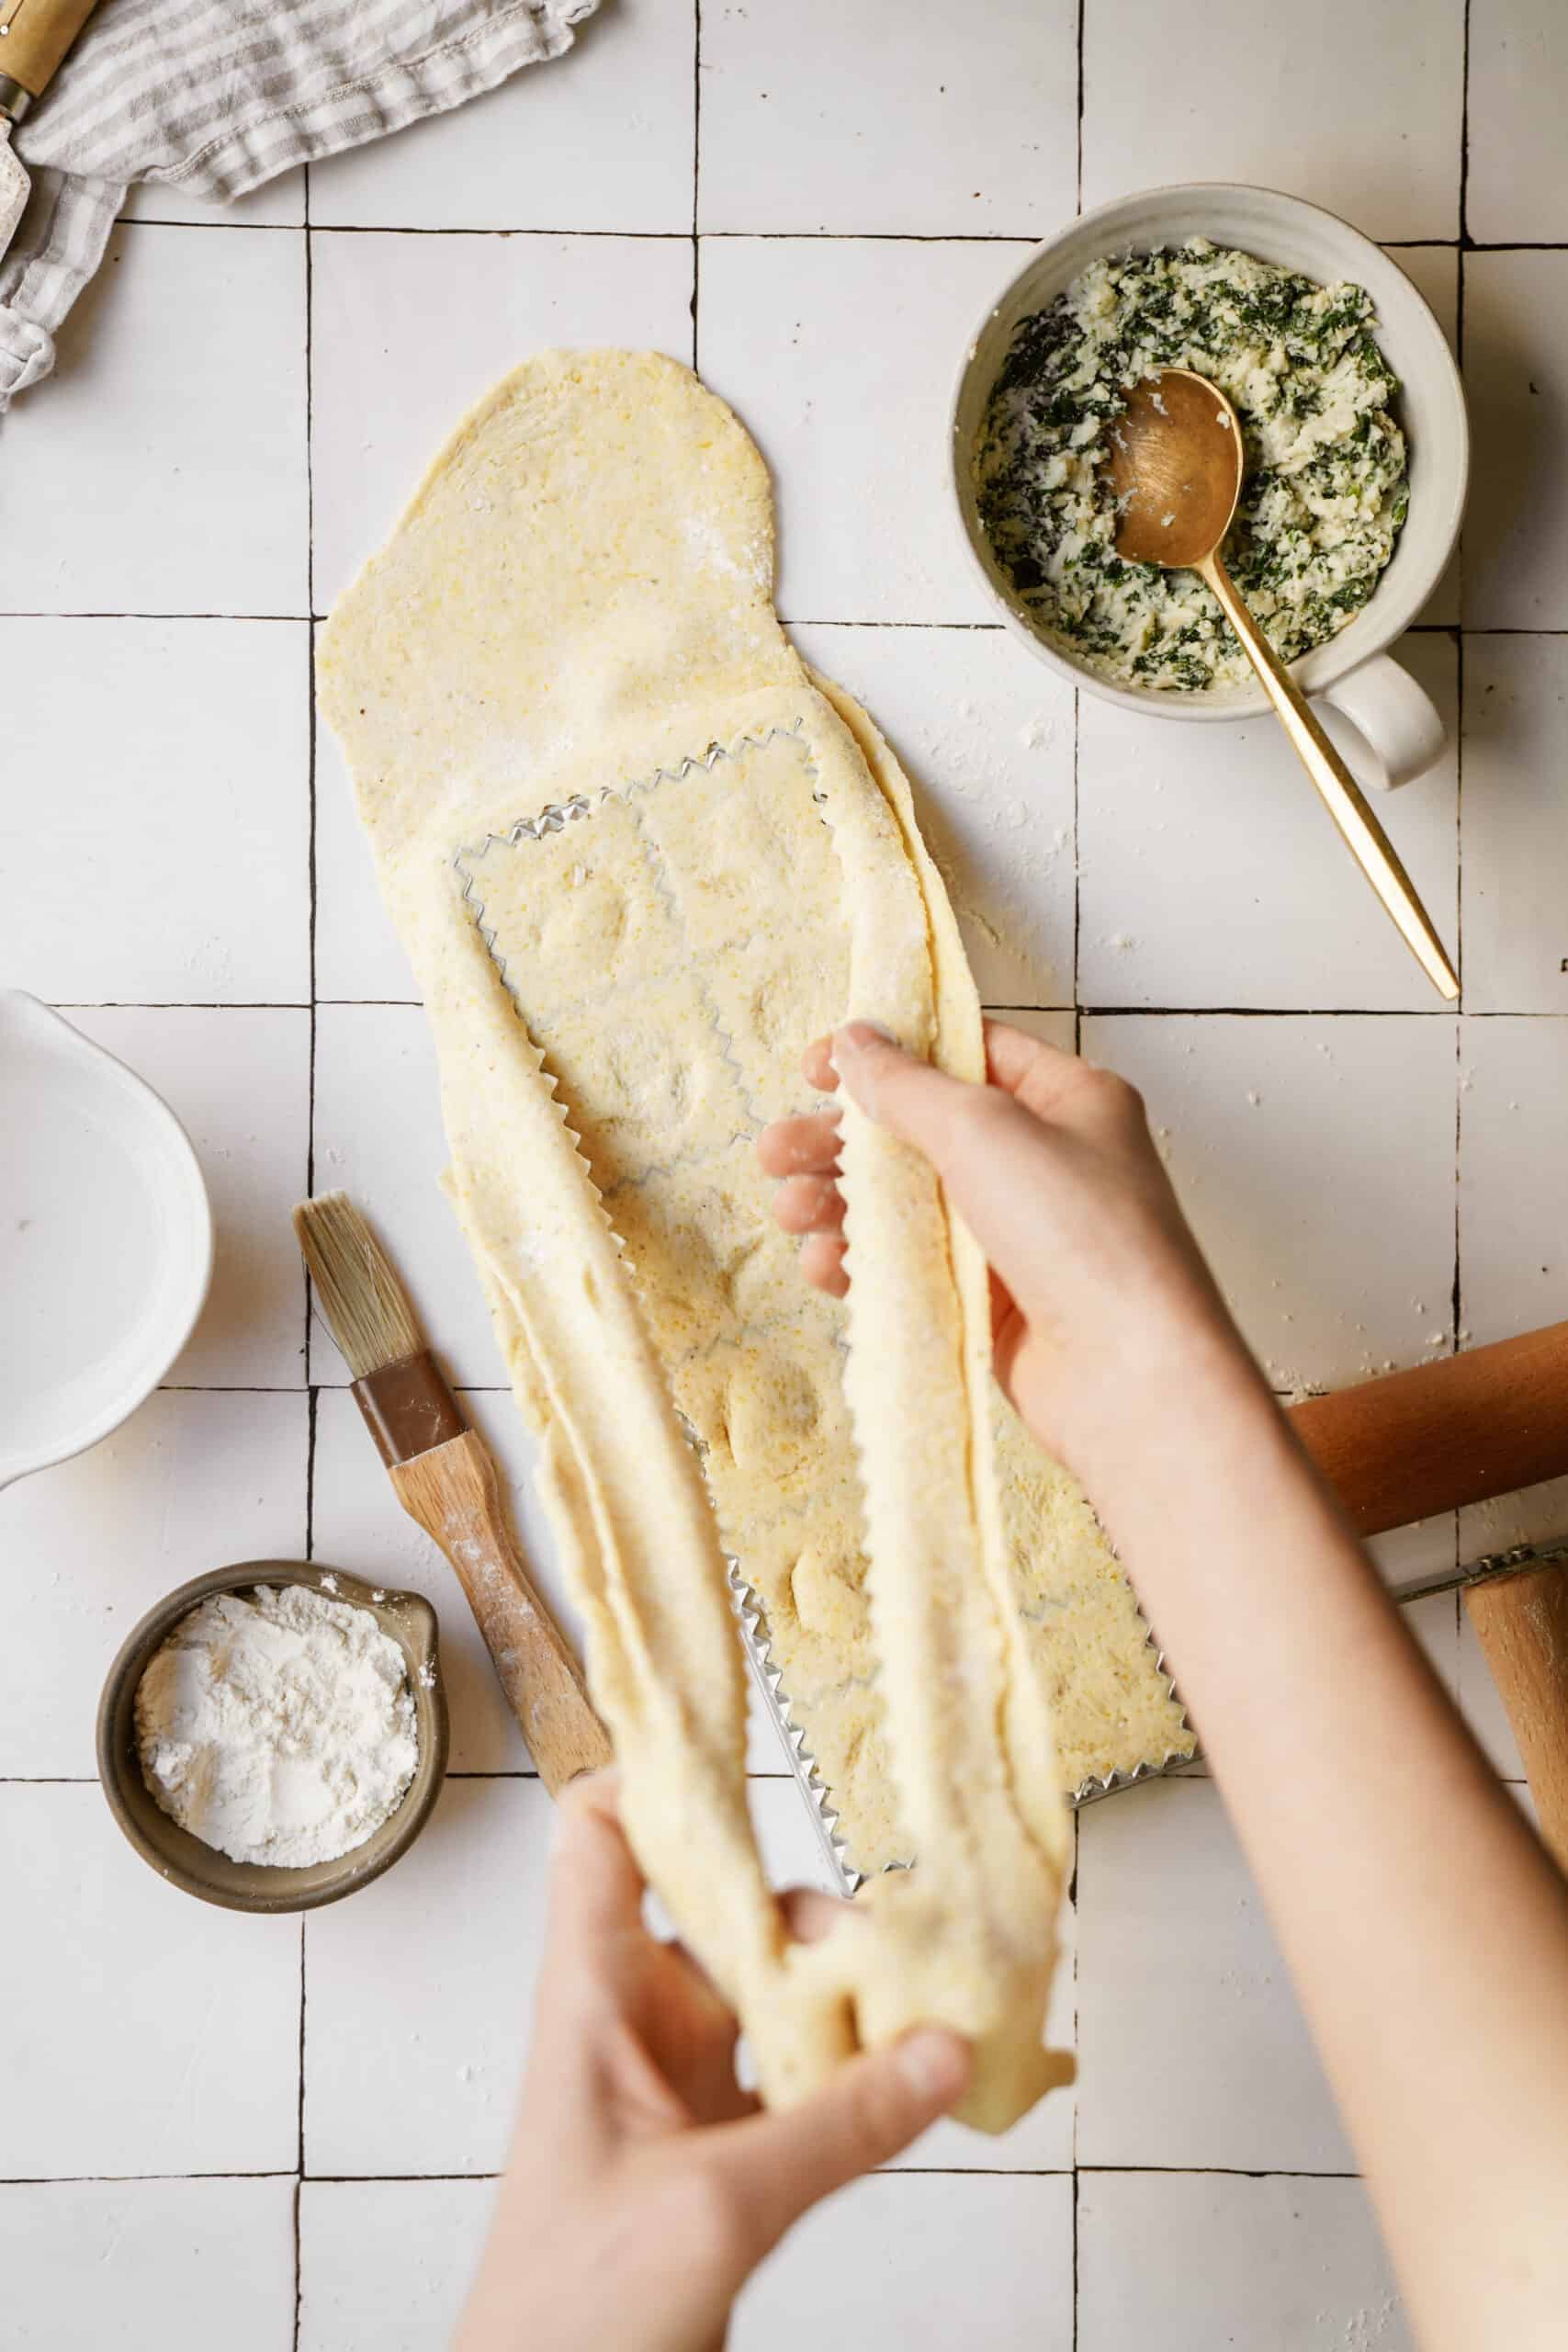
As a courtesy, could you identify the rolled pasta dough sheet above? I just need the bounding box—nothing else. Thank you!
[319,349,1179,2129]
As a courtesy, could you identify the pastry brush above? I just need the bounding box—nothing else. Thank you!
[293,1191,611,1794]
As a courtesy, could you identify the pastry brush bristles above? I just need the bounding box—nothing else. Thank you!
[292,1191,424,1379]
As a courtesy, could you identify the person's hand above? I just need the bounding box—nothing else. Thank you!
[458,1770,970,2352]
[757,1019,1264,1491]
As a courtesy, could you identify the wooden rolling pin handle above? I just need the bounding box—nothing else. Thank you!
[1290,1321,1568,1870]
[1464,1569,1568,1873]
[390,1430,613,1797]
[1288,1319,1568,1539]
[0,0,103,103]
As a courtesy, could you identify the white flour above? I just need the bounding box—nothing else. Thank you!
[134,1585,419,1867]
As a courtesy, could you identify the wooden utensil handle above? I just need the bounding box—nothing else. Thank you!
[1,0,103,102]
[1464,1570,1568,1871]
[390,1430,612,1796]
[1290,1321,1568,1537]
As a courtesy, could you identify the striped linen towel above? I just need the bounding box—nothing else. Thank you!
[1,0,597,407]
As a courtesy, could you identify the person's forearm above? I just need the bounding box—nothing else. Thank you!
[1087,1344,1568,2352]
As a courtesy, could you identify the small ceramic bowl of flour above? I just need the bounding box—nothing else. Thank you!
[97,1561,448,1912]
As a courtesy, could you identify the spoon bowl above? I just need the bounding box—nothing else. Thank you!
[1103,366,1459,1004]
[1107,368,1244,571]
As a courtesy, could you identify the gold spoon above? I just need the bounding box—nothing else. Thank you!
[1106,367,1459,1002]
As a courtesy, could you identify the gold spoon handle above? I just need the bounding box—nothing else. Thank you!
[1199,550,1459,1002]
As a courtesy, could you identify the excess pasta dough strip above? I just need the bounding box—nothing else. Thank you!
[319,349,1184,2130]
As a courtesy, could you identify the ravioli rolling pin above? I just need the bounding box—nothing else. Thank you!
[293,1191,612,1794]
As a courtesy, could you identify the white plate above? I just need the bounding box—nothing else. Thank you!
[0,992,212,1488]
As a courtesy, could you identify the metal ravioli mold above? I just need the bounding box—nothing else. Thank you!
[728,1560,1200,1897]
[451,733,1199,1886]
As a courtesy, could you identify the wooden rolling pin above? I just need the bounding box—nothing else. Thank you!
[1290,1320,1568,1866]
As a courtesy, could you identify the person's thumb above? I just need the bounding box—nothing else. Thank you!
[705,2028,970,2257]
[829,1022,979,1163]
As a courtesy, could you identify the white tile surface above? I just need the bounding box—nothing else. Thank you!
[1465,0,1568,244]
[699,0,1077,235]
[310,230,694,609]
[1077,2172,1410,2350]
[314,699,420,1002]
[1077,1779,1352,2170]
[0,227,308,616]
[1,1784,300,2177]
[698,238,1027,625]
[1082,0,1463,240]
[310,3,693,232]
[304,1776,547,2175]
[1462,252,1568,630]
[1083,1013,1458,1392]
[0,2178,297,2352]
[1460,635,1568,1012]
[1455,1478,1568,1782]
[734,2175,1074,2352]
[310,1003,508,1388]
[0,1389,307,1776]
[1459,1015,1568,1344]
[791,623,1076,1004]
[1,618,310,1004]
[299,2177,494,2352]
[1077,634,1459,1012]
[998,1007,1077,1053]
[67,1007,310,1387]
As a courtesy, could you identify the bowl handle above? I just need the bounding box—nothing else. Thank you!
[1316,651,1446,792]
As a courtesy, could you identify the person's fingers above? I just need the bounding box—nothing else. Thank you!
[980,1019,1111,1125]
[798,1232,850,1295]
[756,1109,841,1179]
[829,1022,1004,1170]
[702,2029,971,2256]
[778,1886,856,1945]
[548,1768,646,1948]
[772,1173,847,1237]
[802,1035,840,1093]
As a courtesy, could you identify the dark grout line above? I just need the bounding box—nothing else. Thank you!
[105,215,1568,254]
[691,0,702,371]
[0,2171,303,2185]
[291,2175,303,2352]
[1076,2164,1364,2179]
[1070,2165,1080,2352]
[1071,687,1082,1011]
[1459,0,1473,252]
[0,611,310,621]
[1078,1004,1476,1020]
[14,616,1568,638]
[1074,0,1086,217]
[51,1001,312,1012]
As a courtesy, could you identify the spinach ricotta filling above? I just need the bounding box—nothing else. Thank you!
[976,239,1410,693]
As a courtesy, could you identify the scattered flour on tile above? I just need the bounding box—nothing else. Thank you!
[134,1585,418,1867]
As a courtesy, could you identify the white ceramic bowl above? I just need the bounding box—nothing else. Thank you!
[0,992,212,1487]
[951,183,1469,789]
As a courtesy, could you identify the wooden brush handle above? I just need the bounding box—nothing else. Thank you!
[1463,1569,1568,1871]
[0,0,104,103]
[391,1430,612,1795]
[1291,1322,1568,1869]
[1289,1320,1568,1537]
